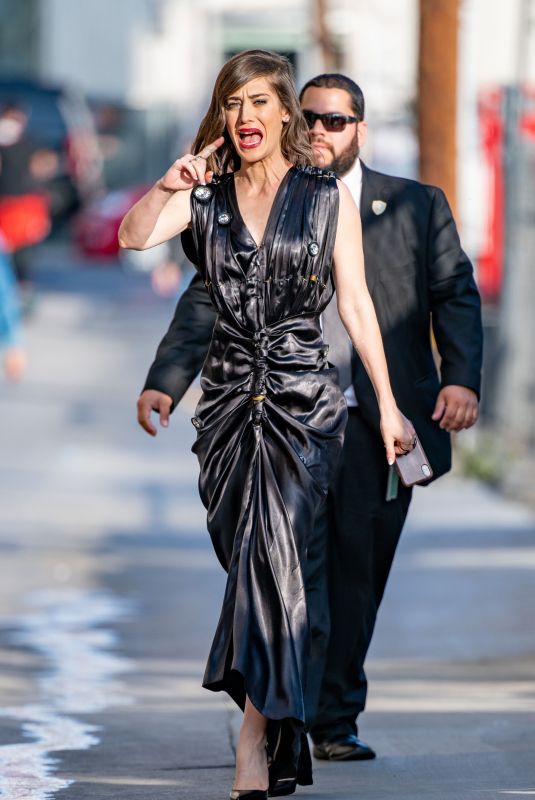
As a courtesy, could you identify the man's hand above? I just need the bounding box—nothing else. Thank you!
[432,385,479,432]
[137,389,173,436]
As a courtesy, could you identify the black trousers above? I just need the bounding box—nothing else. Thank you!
[305,407,413,741]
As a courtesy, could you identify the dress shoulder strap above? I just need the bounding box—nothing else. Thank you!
[292,165,339,257]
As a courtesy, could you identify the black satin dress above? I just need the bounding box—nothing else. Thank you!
[189,165,347,742]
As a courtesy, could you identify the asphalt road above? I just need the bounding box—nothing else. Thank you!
[0,244,534,800]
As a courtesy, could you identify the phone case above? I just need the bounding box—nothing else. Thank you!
[394,436,433,487]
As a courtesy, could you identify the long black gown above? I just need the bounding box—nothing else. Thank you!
[189,165,347,741]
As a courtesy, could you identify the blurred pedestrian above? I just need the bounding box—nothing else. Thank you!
[0,234,26,380]
[0,102,56,299]
[139,70,484,769]
[124,50,414,798]
[120,237,184,298]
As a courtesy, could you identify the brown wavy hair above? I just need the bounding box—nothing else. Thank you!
[192,49,313,174]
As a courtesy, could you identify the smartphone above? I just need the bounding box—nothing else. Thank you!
[394,435,433,487]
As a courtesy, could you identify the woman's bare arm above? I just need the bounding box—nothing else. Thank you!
[332,180,415,462]
[118,183,192,250]
[118,136,224,251]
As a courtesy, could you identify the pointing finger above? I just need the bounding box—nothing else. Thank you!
[198,136,225,160]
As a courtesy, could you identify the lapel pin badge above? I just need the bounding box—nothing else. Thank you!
[372,200,387,215]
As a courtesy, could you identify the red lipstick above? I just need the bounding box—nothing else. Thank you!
[237,127,263,150]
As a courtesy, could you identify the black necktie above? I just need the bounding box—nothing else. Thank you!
[322,291,353,391]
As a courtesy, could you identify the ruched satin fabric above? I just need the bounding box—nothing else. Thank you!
[190,166,347,724]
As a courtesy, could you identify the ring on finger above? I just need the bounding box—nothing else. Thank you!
[400,440,415,454]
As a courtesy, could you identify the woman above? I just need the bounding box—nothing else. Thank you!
[119,50,414,799]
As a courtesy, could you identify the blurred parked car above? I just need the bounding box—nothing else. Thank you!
[0,78,103,223]
[73,184,149,257]
[73,183,183,296]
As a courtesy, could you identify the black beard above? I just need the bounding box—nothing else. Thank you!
[328,132,360,177]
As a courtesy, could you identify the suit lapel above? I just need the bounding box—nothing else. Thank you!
[359,162,390,288]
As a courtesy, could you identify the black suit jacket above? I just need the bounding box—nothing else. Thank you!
[143,163,483,482]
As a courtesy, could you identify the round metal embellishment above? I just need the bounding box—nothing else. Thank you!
[308,241,320,256]
[192,184,213,202]
[217,211,232,225]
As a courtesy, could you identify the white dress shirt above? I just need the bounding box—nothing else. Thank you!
[339,158,362,407]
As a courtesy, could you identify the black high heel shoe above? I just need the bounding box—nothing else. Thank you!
[267,722,313,797]
[229,791,268,799]
[269,777,297,797]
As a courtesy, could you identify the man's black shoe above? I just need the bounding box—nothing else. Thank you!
[313,734,376,761]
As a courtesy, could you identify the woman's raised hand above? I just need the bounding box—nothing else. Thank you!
[159,136,225,192]
[118,137,224,250]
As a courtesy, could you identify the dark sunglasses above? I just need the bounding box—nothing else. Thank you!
[302,110,359,132]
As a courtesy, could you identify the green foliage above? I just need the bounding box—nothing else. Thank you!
[456,429,507,486]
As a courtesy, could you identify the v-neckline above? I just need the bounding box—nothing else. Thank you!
[229,166,295,249]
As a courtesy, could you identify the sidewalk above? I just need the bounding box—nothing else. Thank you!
[0,252,534,799]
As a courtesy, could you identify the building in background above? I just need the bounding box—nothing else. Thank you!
[1,0,533,271]
[0,0,531,214]
[0,0,418,170]
[1,0,534,465]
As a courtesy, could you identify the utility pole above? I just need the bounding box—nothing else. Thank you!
[417,0,459,215]
[313,0,338,72]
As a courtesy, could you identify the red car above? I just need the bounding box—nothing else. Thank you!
[73,184,149,257]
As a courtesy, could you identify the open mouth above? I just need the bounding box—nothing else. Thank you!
[237,128,263,149]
